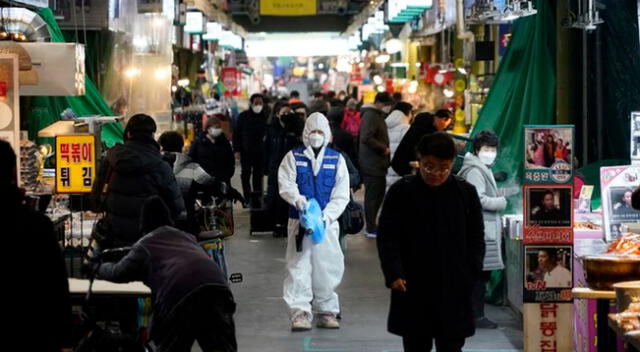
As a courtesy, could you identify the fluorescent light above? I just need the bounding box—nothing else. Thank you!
[373,75,383,85]
[185,12,204,34]
[245,32,350,57]
[124,67,140,79]
[391,62,409,68]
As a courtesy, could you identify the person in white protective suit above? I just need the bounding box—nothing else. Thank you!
[278,112,350,331]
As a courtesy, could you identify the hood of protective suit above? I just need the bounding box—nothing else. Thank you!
[385,110,409,129]
[303,112,332,149]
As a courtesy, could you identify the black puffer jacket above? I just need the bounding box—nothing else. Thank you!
[98,226,233,338]
[92,137,186,245]
[232,109,268,154]
[188,133,235,184]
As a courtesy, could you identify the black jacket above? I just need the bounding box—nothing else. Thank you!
[358,106,390,176]
[188,133,235,183]
[91,137,186,246]
[391,113,437,176]
[264,117,304,201]
[2,185,72,350]
[232,109,268,154]
[377,175,485,338]
[98,225,232,337]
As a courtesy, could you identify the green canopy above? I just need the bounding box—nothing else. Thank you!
[27,8,123,147]
[469,0,556,213]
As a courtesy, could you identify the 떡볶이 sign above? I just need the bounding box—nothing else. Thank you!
[55,135,96,194]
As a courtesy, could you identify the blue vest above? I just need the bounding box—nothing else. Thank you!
[289,146,340,219]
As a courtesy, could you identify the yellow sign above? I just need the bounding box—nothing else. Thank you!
[260,0,317,16]
[55,134,96,194]
[362,91,376,105]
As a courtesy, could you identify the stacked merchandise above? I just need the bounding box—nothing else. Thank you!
[20,139,40,191]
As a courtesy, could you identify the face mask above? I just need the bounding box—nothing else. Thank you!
[478,151,497,165]
[208,127,222,137]
[309,132,324,148]
[252,105,263,114]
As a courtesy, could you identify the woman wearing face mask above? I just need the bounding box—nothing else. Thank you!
[188,116,236,186]
[457,130,506,330]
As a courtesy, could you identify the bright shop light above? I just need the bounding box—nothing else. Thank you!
[443,88,454,98]
[337,57,352,72]
[245,32,350,57]
[373,75,383,85]
[384,38,403,54]
[457,67,468,75]
[408,80,419,93]
[171,85,178,93]
[177,78,190,87]
[390,62,409,68]
[185,12,204,34]
[133,36,149,50]
[358,62,365,68]
[155,67,171,81]
[376,85,386,93]
[375,54,391,64]
[124,67,141,79]
[203,22,223,41]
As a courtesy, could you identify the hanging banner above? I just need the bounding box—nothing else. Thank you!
[524,303,574,351]
[523,184,574,244]
[221,67,241,97]
[524,126,574,184]
[600,165,640,242]
[260,0,317,16]
[55,134,96,194]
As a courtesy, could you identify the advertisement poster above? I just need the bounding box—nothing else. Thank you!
[524,126,573,184]
[524,245,573,303]
[260,0,317,16]
[524,303,573,351]
[55,135,96,194]
[221,67,240,97]
[577,185,594,213]
[631,112,640,164]
[601,165,640,242]
[523,185,574,244]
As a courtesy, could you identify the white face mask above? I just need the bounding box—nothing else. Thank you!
[478,151,497,166]
[308,132,324,149]
[208,127,222,137]
[252,105,263,114]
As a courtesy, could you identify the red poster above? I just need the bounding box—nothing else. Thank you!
[222,67,240,97]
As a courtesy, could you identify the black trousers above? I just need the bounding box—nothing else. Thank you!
[154,288,237,352]
[472,270,492,319]
[240,151,264,201]
[362,174,386,233]
[403,335,465,352]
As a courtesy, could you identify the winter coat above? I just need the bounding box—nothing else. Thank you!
[232,109,268,154]
[91,137,186,246]
[341,108,361,137]
[98,225,233,338]
[385,110,410,190]
[358,105,390,177]
[458,152,506,271]
[3,185,72,350]
[377,175,485,339]
[391,113,437,176]
[188,133,235,184]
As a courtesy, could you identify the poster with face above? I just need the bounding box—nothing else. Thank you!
[631,112,640,164]
[601,166,640,242]
[523,185,573,244]
[524,126,573,184]
[524,245,573,303]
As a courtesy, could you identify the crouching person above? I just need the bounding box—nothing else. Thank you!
[278,112,350,331]
[97,196,237,352]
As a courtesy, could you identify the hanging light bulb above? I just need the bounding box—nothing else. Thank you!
[443,88,454,98]
[373,75,383,85]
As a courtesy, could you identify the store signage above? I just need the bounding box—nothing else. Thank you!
[577,185,594,213]
[221,67,240,97]
[523,184,574,244]
[260,0,317,16]
[524,126,574,184]
[55,135,96,194]
[524,303,574,352]
[388,0,433,23]
[600,165,640,242]
[185,12,205,34]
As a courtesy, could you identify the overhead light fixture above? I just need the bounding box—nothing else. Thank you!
[375,54,391,64]
[443,88,454,98]
[124,67,141,79]
[390,62,409,68]
[384,38,403,54]
[376,85,386,93]
[373,75,383,85]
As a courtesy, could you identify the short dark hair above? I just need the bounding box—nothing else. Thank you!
[0,140,16,185]
[374,92,393,105]
[435,109,452,119]
[472,130,499,154]
[140,195,174,233]
[125,114,157,137]
[543,190,555,198]
[539,248,558,262]
[392,92,403,101]
[290,90,300,98]
[326,91,336,99]
[416,132,456,160]
[158,131,184,153]
[392,102,413,116]
[313,92,323,99]
[250,93,264,104]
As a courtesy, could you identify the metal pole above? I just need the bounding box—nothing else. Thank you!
[582,30,588,165]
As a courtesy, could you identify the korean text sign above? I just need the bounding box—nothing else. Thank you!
[55,135,95,193]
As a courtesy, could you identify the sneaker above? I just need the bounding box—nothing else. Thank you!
[291,311,312,331]
[316,313,340,329]
[475,317,498,329]
[365,231,377,238]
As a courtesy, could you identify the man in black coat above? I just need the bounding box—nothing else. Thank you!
[391,109,453,177]
[91,114,186,247]
[377,133,485,352]
[233,93,268,202]
[358,92,394,237]
[97,196,236,352]
[1,140,72,351]
[188,116,236,185]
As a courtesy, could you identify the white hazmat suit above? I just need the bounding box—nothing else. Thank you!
[278,112,350,317]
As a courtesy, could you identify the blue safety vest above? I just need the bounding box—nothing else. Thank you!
[289,146,340,219]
